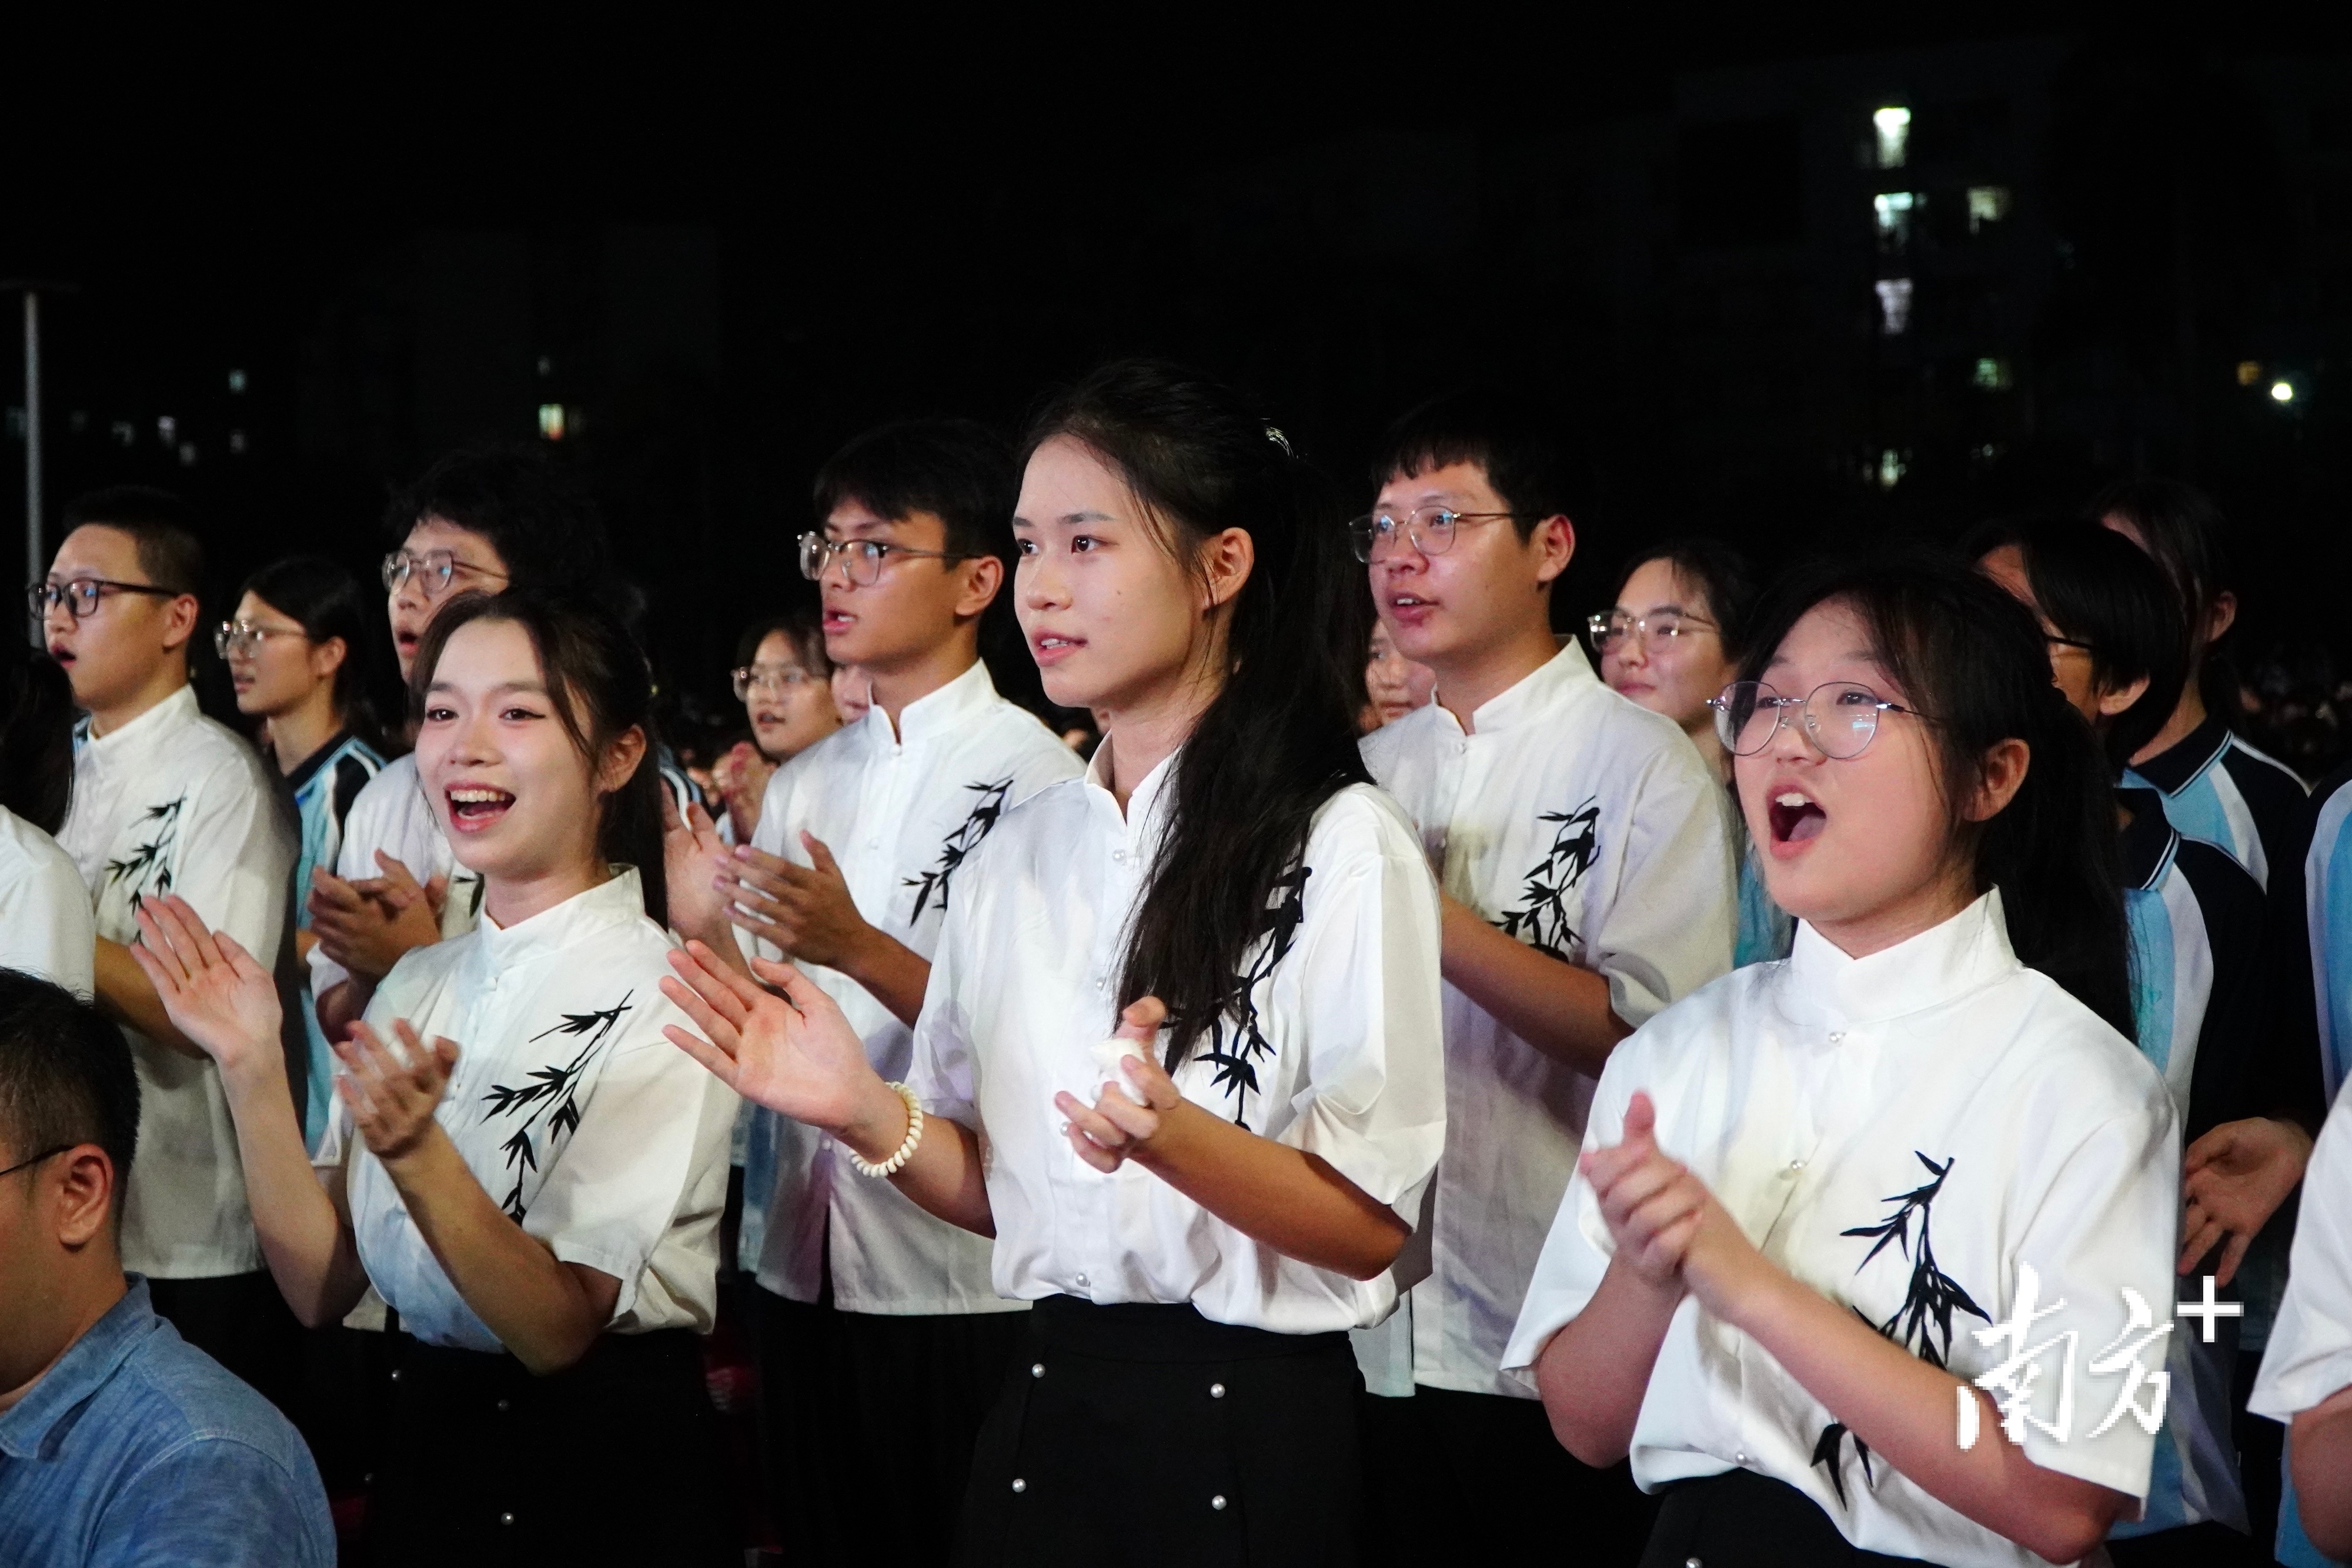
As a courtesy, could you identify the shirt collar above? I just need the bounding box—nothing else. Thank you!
[1431,641,1599,737]
[861,658,997,751]
[1783,889,2019,1031]
[0,1276,160,1460]
[75,683,199,763]
[473,865,650,965]
[284,728,356,793]
[1084,738,1181,852]
[2127,710,2231,795]
[2116,787,2180,892]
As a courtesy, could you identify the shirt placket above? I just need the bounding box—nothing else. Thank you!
[1071,802,1147,1302]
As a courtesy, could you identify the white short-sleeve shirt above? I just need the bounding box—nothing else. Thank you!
[2250,1074,2352,1426]
[0,805,95,998]
[59,685,295,1278]
[305,754,485,1000]
[742,660,1081,1314]
[325,868,737,1353]
[904,745,1446,1335]
[1358,642,1737,1397]
[1501,892,2179,1568]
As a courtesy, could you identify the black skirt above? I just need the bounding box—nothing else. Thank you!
[955,1295,1365,1568]
[365,1328,734,1568]
[1641,1468,1950,1568]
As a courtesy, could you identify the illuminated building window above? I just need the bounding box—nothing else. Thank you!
[178,442,198,467]
[227,368,248,394]
[1873,107,1911,169]
[2237,360,2263,386]
[1965,186,2011,233]
[1873,191,1920,250]
[229,430,248,454]
[1877,450,1906,489]
[1875,278,1914,335]
[538,403,567,441]
[156,415,177,445]
[1972,357,2012,390]
[111,420,134,447]
[2271,380,2296,404]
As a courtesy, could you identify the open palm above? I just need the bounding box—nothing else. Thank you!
[129,895,283,1078]
[660,794,736,948]
[660,940,878,1131]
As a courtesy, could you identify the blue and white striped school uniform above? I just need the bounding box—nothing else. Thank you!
[286,730,383,1148]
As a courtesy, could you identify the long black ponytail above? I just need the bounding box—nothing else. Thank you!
[1739,552,2134,1039]
[1024,360,1371,1066]
[408,590,669,930]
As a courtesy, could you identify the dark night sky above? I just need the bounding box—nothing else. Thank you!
[6,11,2348,763]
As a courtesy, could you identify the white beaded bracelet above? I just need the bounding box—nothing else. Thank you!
[844,1082,924,1178]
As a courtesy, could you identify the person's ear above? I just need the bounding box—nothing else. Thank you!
[597,724,649,796]
[1198,527,1255,614]
[1531,514,1575,587]
[158,593,200,655]
[310,636,349,684]
[1963,737,2032,823]
[953,553,1003,620]
[2096,673,2151,721]
[2205,590,2238,647]
[51,1146,115,1251]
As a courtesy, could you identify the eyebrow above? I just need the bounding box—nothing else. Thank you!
[1011,510,1119,528]
[425,678,551,697]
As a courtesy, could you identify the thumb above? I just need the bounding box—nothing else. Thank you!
[1117,995,1168,1040]
[374,851,421,892]
[661,785,683,833]
[215,931,263,978]
[748,954,820,1012]
[801,831,843,879]
[1621,1091,1659,1148]
[688,800,719,839]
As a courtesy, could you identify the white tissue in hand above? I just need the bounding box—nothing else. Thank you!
[1090,1037,1148,1094]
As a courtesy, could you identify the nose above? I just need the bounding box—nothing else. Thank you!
[1018,550,1068,613]
[1614,632,1648,670]
[1765,700,1819,763]
[392,572,427,617]
[42,597,72,638]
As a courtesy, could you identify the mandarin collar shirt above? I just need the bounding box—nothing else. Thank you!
[1504,893,2179,1567]
[0,804,94,998]
[742,658,1083,1313]
[904,744,1447,1335]
[1357,641,1737,1397]
[61,683,295,1279]
[319,868,737,1353]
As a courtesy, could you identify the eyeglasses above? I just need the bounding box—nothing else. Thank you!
[1587,609,1719,654]
[1710,680,1928,759]
[0,1144,71,1182]
[381,549,510,600]
[2045,633,2096,654]
[799,532,978,587]
[29,579,179,622]
[215,620,312,659]
[1347,506,1523,564]
[732,664,823,701]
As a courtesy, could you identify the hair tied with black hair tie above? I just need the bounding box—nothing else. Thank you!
[1263,424,1294,457]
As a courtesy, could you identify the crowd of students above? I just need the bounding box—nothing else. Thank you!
[0,359,2347,1568]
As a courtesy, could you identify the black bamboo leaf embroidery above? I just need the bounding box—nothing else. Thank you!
[1494,796,1600,960]
[1813,1152,1992,1508]
[479,994,634,1220]
[1192,865,1311,1131]
[103,795,188,910]
[904,777,1015,921]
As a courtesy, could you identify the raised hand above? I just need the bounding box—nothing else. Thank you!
[660,790,736,947]
[309,852,444,979]
[337,1019,459,1164]
[129,895,283,1079]
[1581,1092,1766,1310]
[2181,1115,2314,1285]
[711,741,776,844]
[660,940,879,1132]
[1054,997,1182,1173]
[717,835,874,971]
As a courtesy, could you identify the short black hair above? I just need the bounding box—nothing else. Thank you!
[0,971,140,1206]
[0,644,77,834]
[241,556,385,747]
[62,486,205,598]
[1371,387,1576,540]
[1611,536,1763,660]
[1965,517,2189,771]
[811,418,1016,563]
[386,443,612,601]
[2084,476,2230,627]
[736,607,831,675]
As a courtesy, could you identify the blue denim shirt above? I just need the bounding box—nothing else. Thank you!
[0,1275,332,1567]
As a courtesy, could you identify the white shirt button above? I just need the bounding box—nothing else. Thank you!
[1735,1451,1750,1464]
[1788,1159,1805,1172]
[1211,1495,1227,1511]
[1112,847,1128,864]
[500,1513,516,1526]
[1031,1363,1045,1379]
[496,1398,511,1412]
[1828,1031,1846,1044]
[1074,1272,1088,1287]
[1209,1382,1225,1398]
[1011,1479,1027,1494]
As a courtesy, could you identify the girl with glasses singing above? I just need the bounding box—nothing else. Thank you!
[1508,555,2180,1568]
[663,360,1446,1564]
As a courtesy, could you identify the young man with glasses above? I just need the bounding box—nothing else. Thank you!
[39,487,301,1409]
[665,419,1081,1558]
[1347,392,1736,1563]
[305,444,610,1049]
[0,972,333,1567]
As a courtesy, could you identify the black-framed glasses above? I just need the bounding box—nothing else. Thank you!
[799,531,978,587]
[1587,609,1719,655]
[1347,506,1523,564]
[381,549,510,601]
[0,1144,71,1182]
[215,620,312,660]
[29,579,179,622]
[2046,633,2096,654]
[731,663,823,701]
[1710,680,1929,760]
